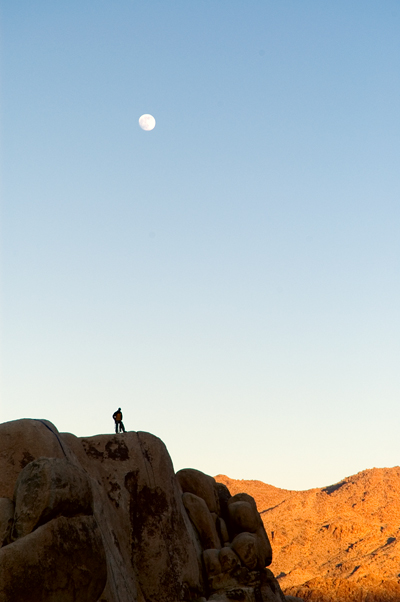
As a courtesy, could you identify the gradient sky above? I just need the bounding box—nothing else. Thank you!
[1,1,399,490]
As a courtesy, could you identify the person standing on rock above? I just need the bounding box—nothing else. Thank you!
[112,408,126,434]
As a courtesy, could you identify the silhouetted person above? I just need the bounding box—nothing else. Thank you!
[113,407,126,434]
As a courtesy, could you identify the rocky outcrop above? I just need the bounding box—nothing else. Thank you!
[217,469,400,602]
[0,422,107,602]
[12,457,93,539]
[0,419,283,602]
[177,468,279,602]
[0,516,106,602]
[64,429,202,602]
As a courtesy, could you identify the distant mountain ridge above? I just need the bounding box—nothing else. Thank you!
[216,467,400,602]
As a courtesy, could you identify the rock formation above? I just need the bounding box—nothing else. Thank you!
[176,468,278,601]
[217,469,400,602]
[0,419,286,602]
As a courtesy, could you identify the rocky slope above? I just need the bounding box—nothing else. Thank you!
[0,419,286,602]
[216,470,400,602]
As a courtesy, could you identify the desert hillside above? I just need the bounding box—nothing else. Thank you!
[217,468,400,601]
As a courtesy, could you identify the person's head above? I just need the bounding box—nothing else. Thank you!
[118,408,121,411]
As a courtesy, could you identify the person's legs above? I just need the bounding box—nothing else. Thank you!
[115,422,119,434]
[120,421,125,433]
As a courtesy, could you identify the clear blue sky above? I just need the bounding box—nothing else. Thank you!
[1,1,399,490]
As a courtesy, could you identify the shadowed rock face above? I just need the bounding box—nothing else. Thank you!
[0,419,284,602]
[13,457,93,539]
[176,468,277,601]
[0,516,106,602]
[0,421,107,602]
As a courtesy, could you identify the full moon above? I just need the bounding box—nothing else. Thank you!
[139,114,156,131]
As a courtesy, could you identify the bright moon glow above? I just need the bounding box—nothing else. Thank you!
[139,114,156,131]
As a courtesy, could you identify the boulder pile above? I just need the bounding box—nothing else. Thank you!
[0,419,288,602]
[177,468,283,602]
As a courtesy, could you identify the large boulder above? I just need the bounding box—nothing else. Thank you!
[177,468,220,514]
[215,482,231,518]
[231,532,259,570]
[228,500,259,534]
[0,516,106,602]
[203,548,222,577]
[228,493,272,567]
[13,457,93,539]
[183,492,221,550]
[64,429,204,602]
[0,419,68,499]
[219,546,241,573]
[123,432,202,602]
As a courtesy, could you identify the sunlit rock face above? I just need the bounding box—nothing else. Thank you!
[218,471,400,602]
[0,419,285,602]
